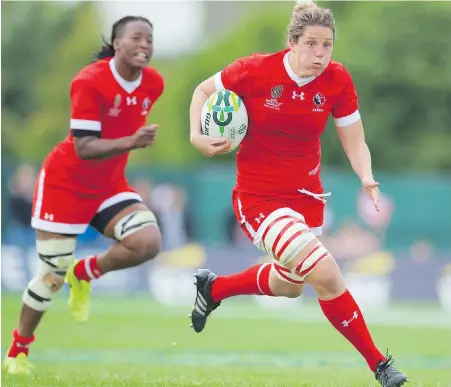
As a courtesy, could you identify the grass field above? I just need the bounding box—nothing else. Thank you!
[2,294,451,386]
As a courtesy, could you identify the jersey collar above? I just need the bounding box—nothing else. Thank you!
[283,51,316,87]
[109,58,142,94]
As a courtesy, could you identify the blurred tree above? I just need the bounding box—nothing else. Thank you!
[320,1,451,172]
[132,1,451,172]
[17,2,100,161]
[1,2,100,162]
[1,2,75,161]
[3,1,450,173]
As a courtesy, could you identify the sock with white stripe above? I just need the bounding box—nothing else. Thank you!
[74,256,104,281]
[7,329,35,358]
[211,263,275,303]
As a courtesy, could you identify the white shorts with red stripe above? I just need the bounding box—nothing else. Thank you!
[232,191,329,284]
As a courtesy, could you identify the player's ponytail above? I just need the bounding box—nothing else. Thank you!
[94,36,115,61]
[287,0,336,45]
[93,16,153,62]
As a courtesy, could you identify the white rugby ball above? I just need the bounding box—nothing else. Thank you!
[201,89,248,152]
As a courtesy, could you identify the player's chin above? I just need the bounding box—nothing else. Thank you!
[310,66,324,76]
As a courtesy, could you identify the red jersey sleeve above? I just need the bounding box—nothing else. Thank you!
[332,68,361,127]
[214,57,253,97]
[69,77,102,138]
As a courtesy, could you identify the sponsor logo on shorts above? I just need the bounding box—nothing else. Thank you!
[254,213,265,224]
[44,213,54,221]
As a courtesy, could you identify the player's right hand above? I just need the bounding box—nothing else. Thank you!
[131,124,159,149]
[190,134,232,157]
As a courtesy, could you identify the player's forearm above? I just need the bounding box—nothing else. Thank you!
[189,86,209,141]
[345,141,374,181]
[75,137,134,160]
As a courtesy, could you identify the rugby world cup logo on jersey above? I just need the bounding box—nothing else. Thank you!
[109,94,122,117]
[271,85,283,99]
[207,90,242,136]
[264,85,284,111]
[313,92,326,112]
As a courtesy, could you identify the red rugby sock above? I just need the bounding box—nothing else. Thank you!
[211,263,275,302]
[7,329,35,358]
[319,290,385,371]
[74,256,104,281]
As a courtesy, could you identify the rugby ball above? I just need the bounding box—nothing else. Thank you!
[201,89,248,152]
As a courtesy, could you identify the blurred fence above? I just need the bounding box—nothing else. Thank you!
[3,164,450,250]
[2,164,451,312]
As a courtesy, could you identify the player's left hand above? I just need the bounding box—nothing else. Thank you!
[361,177,380,212]
[131,124,159,149]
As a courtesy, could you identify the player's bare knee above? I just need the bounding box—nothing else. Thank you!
[269,270,304,298]
[113,209,161,263]
[23,238,76,312]
[273,283,303,298]
[123,227,161,264]
[306,256,345,297]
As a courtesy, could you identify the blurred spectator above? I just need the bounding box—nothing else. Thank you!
[132,178,154,210]
[323,220,381,261]
[137,181,193,251]
[225,210,252,248]
[5,163,36,245]
[409,239,435,264]
[391,239,442,300]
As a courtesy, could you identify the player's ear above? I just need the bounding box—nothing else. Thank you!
[288,39,297,52]
[113,38,120,51]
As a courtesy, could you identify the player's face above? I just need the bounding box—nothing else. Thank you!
[115,21,153,69]
[290,26,334,77]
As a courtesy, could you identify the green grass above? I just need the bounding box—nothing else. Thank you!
[2,294,451,386]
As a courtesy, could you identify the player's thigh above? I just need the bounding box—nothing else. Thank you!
[233,191,329,287]
[266,196,331,284]
[31,168,96,236]
[26,169,84,309]
[232,192,306,293]
[92,190,161,255]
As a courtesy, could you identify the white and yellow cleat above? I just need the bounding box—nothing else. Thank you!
[3,353,35,375]
[65,261,92,323]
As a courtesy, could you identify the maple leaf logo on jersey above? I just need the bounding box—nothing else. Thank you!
[313,92,326,112]
[313,93,326,106]
[270,85,283,99]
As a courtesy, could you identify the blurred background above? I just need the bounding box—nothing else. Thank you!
[2,0,451,317]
